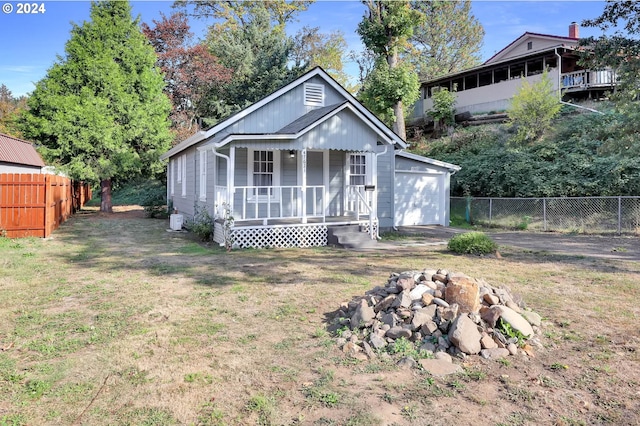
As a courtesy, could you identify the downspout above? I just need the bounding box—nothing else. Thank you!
[374,145,388,238]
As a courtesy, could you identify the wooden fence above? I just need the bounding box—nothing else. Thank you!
[0,173,92,238]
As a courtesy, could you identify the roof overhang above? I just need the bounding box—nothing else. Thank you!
[420,44,577,86]
[397,150,461,172]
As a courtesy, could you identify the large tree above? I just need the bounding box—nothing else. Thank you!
[19,1,172,212]
[0,85,27,138]
[581,1,640,100]
[409,0,484,81]
[580,1,640,156]
[142,12,231,143]
[174,1,312,117]
[357,0,423,140]
[205,5,295,110]
[291,26,351,90]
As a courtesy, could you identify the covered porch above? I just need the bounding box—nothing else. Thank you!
[209,146,382,249]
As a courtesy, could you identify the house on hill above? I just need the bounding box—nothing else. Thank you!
[411,22,617,121]
[0,133,45,173]
[160,67,460,249]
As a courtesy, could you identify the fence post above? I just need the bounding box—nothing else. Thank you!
[543,198,547,231]
[488,198,492,225]
[618,196,622,235]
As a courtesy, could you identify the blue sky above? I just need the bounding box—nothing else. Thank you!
[0,0,612,97]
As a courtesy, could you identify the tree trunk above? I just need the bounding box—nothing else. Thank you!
[100,178,113,213]
[387,49,407,140]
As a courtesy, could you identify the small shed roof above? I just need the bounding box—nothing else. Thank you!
[396,150,460,172]
[0,133,45,168]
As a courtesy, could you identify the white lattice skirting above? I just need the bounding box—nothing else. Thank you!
[214,222,328,249]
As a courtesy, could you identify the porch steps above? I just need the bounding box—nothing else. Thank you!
[327,225,377,249]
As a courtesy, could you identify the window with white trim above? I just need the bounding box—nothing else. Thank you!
[181,154,186,197]
[170,159,174,195]
[248,149,280,199]
[199,150,207,201]
[349,154,366,186]
[304,83,325,107]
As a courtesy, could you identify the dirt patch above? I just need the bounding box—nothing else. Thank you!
[397,225,640,261]
[0,208,638,425]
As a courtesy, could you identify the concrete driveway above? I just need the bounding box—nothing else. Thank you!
[395,226,640,261]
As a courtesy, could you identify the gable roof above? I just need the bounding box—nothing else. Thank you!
[0,133,45,168]
[160,67,406,160]
[485,31,579,64]
[275,102,347,135]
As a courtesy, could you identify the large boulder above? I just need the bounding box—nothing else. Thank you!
[492,305,534,338]
[448,314,482,355]
[445,275,480,313]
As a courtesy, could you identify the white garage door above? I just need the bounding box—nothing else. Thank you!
[395,171,444,226]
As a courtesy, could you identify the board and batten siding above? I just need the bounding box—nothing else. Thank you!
[170,147,197,220]
[328,151,345,216]
[211,76,346,144]
[376,148,394,229]
[229,109,380,153]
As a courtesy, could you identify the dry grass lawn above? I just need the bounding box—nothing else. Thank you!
[0,207,638,425]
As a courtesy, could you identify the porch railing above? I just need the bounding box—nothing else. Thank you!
[562,69,617,90]
[346,185,375,239]
[218,185,325,223]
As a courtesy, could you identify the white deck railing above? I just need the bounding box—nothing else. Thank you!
[216,185,325,223]
[562,69,617,90]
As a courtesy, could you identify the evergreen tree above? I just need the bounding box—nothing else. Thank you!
[410,0,484,81]
[205,5,295,111]
[357,0,423,140]
[19,1,172,212]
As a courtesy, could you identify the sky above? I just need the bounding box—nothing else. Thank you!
[0,0,613,98]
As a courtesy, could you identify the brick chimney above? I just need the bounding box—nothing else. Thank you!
[569,22,579,39]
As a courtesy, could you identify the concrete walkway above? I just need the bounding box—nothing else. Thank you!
[394,226,640,262]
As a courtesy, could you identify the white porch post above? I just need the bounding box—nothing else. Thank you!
[371,151,378,238]
[301,148,307,224]
[229,146,235,215]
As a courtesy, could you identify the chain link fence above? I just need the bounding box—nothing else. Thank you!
[451,197,640,234]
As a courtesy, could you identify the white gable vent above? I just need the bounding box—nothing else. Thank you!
[304,83,325,107]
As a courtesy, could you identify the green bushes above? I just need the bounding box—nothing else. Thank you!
[447,232,497,255]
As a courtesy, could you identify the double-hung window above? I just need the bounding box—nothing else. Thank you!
[248,149,280,200]
[349,154,367,186]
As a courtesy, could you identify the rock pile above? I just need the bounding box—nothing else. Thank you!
[333,269,544,369]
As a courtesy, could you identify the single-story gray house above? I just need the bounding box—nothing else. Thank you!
[160,67,459,248]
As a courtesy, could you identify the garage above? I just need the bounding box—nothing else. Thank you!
[394,151,460,227]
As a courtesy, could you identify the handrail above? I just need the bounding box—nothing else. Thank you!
[347,185,375,239]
